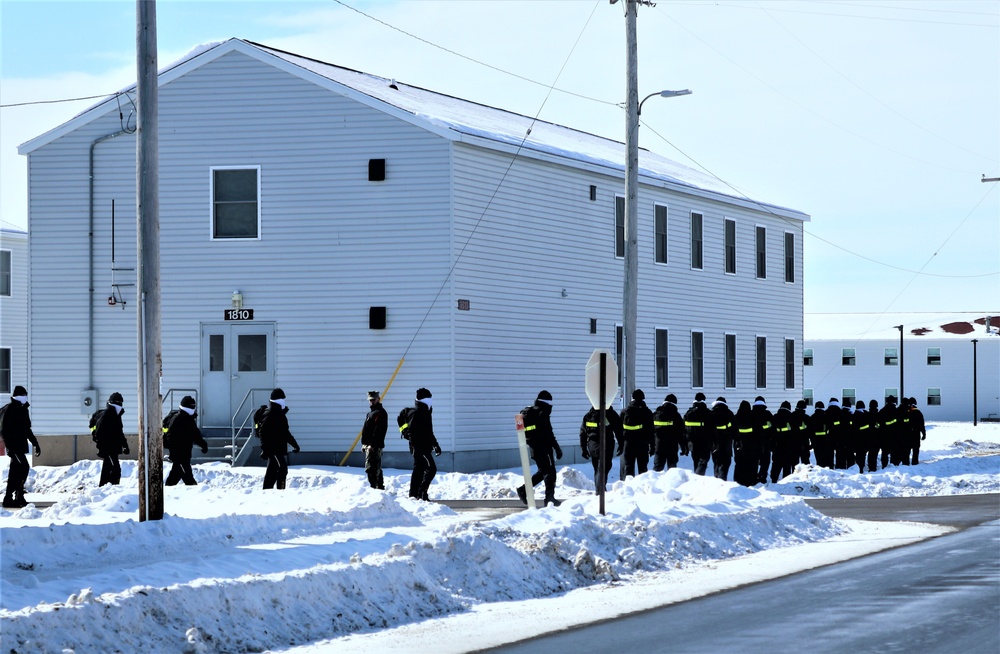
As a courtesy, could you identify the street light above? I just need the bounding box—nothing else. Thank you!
[639,89,692,115]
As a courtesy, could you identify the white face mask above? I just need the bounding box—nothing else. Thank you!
[417,397,432,409]
[110,403,124,415]
[13,395,28,404]
[180,405,196,416]
[272,398,287,409]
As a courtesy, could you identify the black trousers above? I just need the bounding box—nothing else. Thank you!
[619,440,648,480]
[4,452,30,499]
[99,454,122,486]
[690,441,712,476]
[263,453,288,489]
[521,447,556,499]
[713,452,732,481]
[166,457,197,486]
[587,440,614,493]
[364,446,384,489]
[652,435,681,472]
[409,449,437,498]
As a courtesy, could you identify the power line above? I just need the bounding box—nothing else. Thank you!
[0,93,112,109]
[679,0,999,27]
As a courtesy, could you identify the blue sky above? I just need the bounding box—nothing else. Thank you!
[1,0,997,335]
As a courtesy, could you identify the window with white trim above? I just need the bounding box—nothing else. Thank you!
[756,226,766,279]
[725,333,736,389]
[615,196,625,258]
[927,388,941,406]
[927,347,941,365]
[654,204,668,264]
[803,348,813,366]
[785,339,795,389]
[691,212,703,270]
[803,388,813,407]
[756,336,767,388]
[884,347,898,366]
[724,218,736,274]
[885,388,898,405]
[842,348,856,366]
[0,250,10,297]
[655,328,669,387]
[212,167,260,239]
[784,232,795,283]
[0,348,9,394]
[842,388,856,407]
[691,331,704,388]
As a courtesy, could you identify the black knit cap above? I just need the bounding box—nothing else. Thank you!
[664,394,677,404]
[716,396,727,404]
[108,392,124,405]
[270,388,286,401]
[181,395,197,409]
[416,388,432,400]
[780,400,791,410]
[632,389,644,401]
[796,400,807,409]
[694,392,706,402]
[13,385,27,397]
[536,390,552,402]
[815,401,825,409]
[755,396,766,404]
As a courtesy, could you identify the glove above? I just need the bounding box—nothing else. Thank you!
[123,446,130,456]
[201,445,209,454]
[293,446,301,453]
[34,445,41,457]
[433,445,442,456]
[553,444,563,460]
[581,448,590,460]
[921,435,926,440]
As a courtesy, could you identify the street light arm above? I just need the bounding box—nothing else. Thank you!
[638,89,692,115]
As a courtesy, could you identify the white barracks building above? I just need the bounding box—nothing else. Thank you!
[19,39,809,471]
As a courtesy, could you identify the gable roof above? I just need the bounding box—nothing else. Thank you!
[20,38,808,221]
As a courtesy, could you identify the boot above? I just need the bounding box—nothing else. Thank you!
[516,485,527,505]
[14,491,28,507]
[2,493,18,509]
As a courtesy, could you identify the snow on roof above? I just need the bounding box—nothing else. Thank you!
[21,39,807,221]
[805,312,1000,341]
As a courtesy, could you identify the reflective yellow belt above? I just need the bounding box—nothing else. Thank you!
[525,424,537,431]
[653,421,673,426]
[585,422,598,428]
[623,424,642,431]
[685,421,704,427]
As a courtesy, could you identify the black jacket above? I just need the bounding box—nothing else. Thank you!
[91,404,128,457]
[1,399,38,455]
[579,406,621,450]
[407,400,439,453]
[620,399,654,446]
[710,401,735,456]
[683,402,714,447]
[165,409,208,459]
[522,400,558,451]
[652,401,684,443]
[259,402,299,457]
[361,402,388,449]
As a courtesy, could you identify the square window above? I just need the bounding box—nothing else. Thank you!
[803,388,814,407]
[237,334,267,372]
[927,347,941,365]
[927,388,941,406]
[885,388,898,405]
[212,167,259,239]
[884,348,898,366]
[842,388,856,407]
[803,348,813,366]
[842,348,856,366]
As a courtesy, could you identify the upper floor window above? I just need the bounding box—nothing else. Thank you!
[884,347,898,366]
[212,167,260,240]
[842,348,856,366]
[0,250,10,296]
[784,232,795,283]
[691,212,703,270]
[927,388,941,406]
[655,328,669,387]
[803,388,814,407]
[615,196,625,258]
[756,226,767,279]
[885,388,898,405]
[654,204,668,264]
[842,388,856,407]
[927,347,941,365]
[724,218,737,274]
[803,347,813,366]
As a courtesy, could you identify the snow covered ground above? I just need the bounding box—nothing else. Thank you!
[2,422,998,654]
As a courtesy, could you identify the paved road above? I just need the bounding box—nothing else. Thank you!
[484,494,1000,654]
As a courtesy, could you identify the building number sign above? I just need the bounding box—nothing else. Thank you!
[224,309,254,321]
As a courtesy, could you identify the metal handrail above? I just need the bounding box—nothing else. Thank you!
[230,388,271,467]
[162,388,198,425]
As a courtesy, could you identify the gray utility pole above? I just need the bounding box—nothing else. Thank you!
[136,0,163,521]
[623,0,639,403]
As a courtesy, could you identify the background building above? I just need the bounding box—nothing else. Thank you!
[804,315,999,422]
[18,39,809,471]
[1,224,29,398]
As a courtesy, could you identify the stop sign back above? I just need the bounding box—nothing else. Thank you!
[585,349,619,409]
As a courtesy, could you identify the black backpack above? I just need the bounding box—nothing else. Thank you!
[0,402,9,439]
[253,404,269,439]
[89,408,107,442]
[397,407,415,440]
[161,409,181,448]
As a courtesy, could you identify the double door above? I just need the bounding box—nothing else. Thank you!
[200,322,275,429]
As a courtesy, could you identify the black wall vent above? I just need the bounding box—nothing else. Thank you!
[369,159,386,182]
[369,306,387,329]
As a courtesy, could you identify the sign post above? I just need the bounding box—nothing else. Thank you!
[514,413,536,509]
[585,348,619,516]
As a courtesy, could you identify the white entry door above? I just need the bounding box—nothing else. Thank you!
[200,322,275,429]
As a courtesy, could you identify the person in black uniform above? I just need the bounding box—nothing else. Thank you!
[258,388,300,490]
[732,400,757,486]
[164,395,209,486]
[619,389,653,480]
[810,401,833,468]
[903,397,927,465]
[407,388,441,501]
[579,404,621,494]
[826,398,848,470]
[2,386,41,508]
[880,396,902,467]
[851,401,869,473]
[750,397,774,483]
[770,400,796,482]
[651,394,685,471]
[516,390,563,506]
[793,399,812,465]
[865,399,881,472]
[361,390,388,490]
[684,393,714,476]
[90,392,129,486]
[710,397,735,481]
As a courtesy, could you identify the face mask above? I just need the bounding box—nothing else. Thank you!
[13,395,28,404]
[272,398,287,409]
